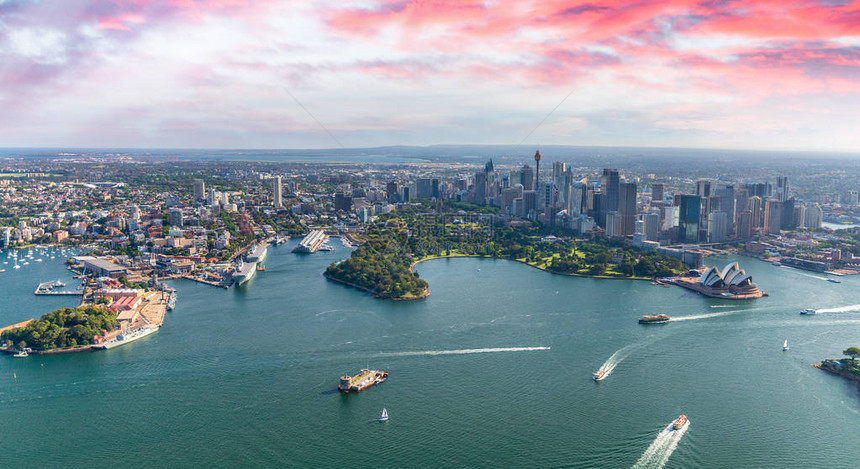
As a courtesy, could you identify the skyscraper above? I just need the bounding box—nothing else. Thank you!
[599,168,620,227]
[776,176,789,202]
[193,179,205,202]
[273,176,283,208]
[474,171,488,205]
[386,182,400,203]
[707,211,728,243]
[169,208,183,227]
[521,165,535,191]
[417,178,433,199]
[696,179,711,198]
[678,195,701,243]
[749,196,763,228]
[618,182,637,236]
[805,203,823,229]
[553,161,566,203]
[764,199,783,234]
[736,211,753,240]
[651,183,664,204]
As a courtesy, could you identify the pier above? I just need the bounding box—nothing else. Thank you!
[34,281,83,296]
[293,230,328,253]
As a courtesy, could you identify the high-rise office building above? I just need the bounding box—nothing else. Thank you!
[736,211,753,240]
[651,183,664,204]
[618,182,637,236]
[386,182,400,203]
[749,196,763,228]
[678,195,701,243]
[169,208,183,227]
[417,178,433,199]
[521,165,534,191]
[193,179,205,202]
[641,212,660,241]
[696,179,711,198]
[605,211,624,237]
[334,192,352,212]
[804,203,823,229]
[707,211,728,243]
[599,168,620,227]
[523,190,537,219]
[776,176,789,202]
[273,176,283,208]
[567,182,586,216]
[713,184,735,235]
[553,162,566,203]
[764,199,783,234]
[474,171,488,205]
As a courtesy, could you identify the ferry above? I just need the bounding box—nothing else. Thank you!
[94,326,160,350]
[337,369,389,393]
[672,414,688,430]
[827,278,841,283]
[638,314,671,324]
[800,308,817,315]
[593,369,606,381]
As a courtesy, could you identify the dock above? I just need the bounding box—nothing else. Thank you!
[293,230,328,253]
[34,281,83,296]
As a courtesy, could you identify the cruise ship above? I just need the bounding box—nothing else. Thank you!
[231,259,257,285]
[292,230,328,253]
[246,244,268,263]
[94,326,160,350]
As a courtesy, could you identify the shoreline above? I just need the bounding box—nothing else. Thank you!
[816,360,860,388]
[410,254,659,282]
[323,271,430,301]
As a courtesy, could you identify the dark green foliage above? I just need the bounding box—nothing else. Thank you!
[325,239,428,299]
[1,306,117,350]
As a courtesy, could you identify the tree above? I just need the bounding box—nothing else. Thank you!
[843,347,860,361]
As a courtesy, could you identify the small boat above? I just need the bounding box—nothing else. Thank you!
[771,261,781,266]
[35,259,42,262]
[13,350,29,358]
[593,369,606,381]
[672,414,688,430]
[782,339,789,351]
[379,408,389,422]
[827,278,841,283]
[800,309,817,315]
[0,269,4,273]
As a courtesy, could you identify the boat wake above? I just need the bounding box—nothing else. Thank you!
[671,310,741,321]
[816,304,860,314]
[796,272,828,281]
[375,346,550,358]
[631,421,690,469]
[709,305,735,308]
[597,343,640,378]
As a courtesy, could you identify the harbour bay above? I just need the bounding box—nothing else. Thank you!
[2,241,860,467]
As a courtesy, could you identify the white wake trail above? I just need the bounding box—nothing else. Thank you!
[817,304,860,314]
[632,421,690,469]
[597,343,639,378]
[671,310,742,321]
[796,272,828,281]
[376,346,550,358]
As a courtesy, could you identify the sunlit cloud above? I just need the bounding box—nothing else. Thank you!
[1,0,859,151]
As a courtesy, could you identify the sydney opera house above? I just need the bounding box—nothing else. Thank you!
[673,262,765,299]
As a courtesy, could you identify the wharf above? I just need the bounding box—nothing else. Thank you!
[34,281,83,296]
[181,274,230,288]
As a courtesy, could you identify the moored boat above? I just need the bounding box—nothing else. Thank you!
[672,414,688,430]
[13,350,29,358]
[638,314,670,324]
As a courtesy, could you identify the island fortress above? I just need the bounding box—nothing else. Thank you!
[671,262,765,299]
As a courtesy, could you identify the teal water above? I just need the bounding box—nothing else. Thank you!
[2,242,860,468]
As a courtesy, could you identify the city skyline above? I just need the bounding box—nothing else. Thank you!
[2,1,860,151]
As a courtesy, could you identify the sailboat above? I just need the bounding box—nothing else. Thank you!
[379,408,389,422]
[782,339,789,351]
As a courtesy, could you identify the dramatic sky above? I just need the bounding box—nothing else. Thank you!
[2,0,860,151]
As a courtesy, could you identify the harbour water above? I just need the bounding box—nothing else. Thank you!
[2,242,860,467]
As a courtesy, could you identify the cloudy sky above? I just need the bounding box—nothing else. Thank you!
[1,0,860,151]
